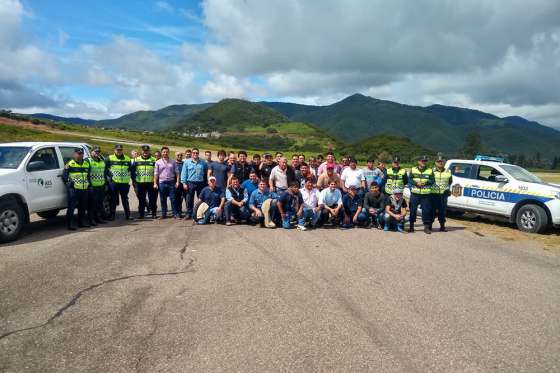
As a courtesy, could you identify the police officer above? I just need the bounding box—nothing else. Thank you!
[431,154,452,232]
[408,155,435,234]
[63,148,91,230]
[132,145,157,219]
[106,144,133,220]
[384,156,408,195]
[87,146,108,224]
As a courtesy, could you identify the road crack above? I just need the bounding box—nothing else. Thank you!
[0,258,195,342]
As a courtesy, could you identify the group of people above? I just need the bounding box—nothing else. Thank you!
[63,144,452,234]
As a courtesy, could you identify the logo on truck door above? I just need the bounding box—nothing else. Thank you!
[451,184,463,197]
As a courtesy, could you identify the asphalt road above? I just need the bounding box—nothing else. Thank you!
[1,206,559,372]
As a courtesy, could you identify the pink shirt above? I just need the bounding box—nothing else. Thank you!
[317,161,342,176]
[155,158,177,182]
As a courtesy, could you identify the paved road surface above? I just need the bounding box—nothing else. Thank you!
[1,210,559,372]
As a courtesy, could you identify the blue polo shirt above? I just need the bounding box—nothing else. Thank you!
[241,179,259,197]
[342,193,362,214]
[199,186,224,208]
[181,158,208,183]
[249,189,275,209]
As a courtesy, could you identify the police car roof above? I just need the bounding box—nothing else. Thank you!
[0,141,90,148]
[447,158,509,167]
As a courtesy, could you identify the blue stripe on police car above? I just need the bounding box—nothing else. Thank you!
[463,187,552,204]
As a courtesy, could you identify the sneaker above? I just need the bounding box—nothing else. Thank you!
[226,221,232,226]
[383,224,389,231]
[297,225,307,231]
[423,225,431,234]
[397,225,405,233]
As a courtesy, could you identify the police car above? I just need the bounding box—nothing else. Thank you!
[0,142,110,243]
[446,155,560,233]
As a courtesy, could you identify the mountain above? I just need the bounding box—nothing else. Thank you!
[262,94,560,158]
[340,135,435,162]
[30,113,97,126]
[98,103,212,131]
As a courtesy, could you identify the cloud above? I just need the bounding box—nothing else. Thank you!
[0,80,57,108]
[156,1,173,13]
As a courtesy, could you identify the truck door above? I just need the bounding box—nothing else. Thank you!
[447,162,475,209]
[25,147,66,211]
[465,165,512,215]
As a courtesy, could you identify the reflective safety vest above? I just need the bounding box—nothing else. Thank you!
[66,159,90,190]
[432,168,452,195]
[385,167,407,194]
[108,154,131,184]
[88,157,106,187]
[410,167,434,195]
[134,156,156,183]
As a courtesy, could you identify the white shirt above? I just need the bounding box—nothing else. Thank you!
[340,167,364,189]
[269,165,288,190]
[300,187,320,209]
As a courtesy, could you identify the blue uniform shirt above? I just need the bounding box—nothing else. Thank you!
[249,188,276,209]
[181,158,208,183]
[241,179,259,197]
[199,186,224,208]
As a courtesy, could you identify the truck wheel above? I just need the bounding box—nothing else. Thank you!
[516,204,548,233]
[0,199,24,243]
[37,209,60,219]
[446,209,465,218]
[102,193,111,219]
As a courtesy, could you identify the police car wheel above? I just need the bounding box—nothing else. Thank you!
[516,205,547,234]
[37,209,60,219]
[0,199,24,243]
[102,194,111,218]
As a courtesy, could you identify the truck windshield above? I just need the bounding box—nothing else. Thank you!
[501,165,543,184]
[0,146,31,169]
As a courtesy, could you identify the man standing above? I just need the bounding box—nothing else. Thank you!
[154,146,179,219]
[208,150,230,190]
[132,145,157,219]
[385,156,408,196]
[204,150,212,163]
[63,148,91,230]
[107,144,133,221]
[269,157,289,194]
[252,154,262,179]
[181,148,208,219]
[362,182,388,229]
[341,185,367,229]
[230,150,253,184]
[298,178,321,230]
[384,188,408,232]
[340,158,365,195]
[276,181,304,229]
[317,152,342,175]
[197,176,225,224]
[316,165,341,190]
[259,153,276,184]
[87,146,107,225]
[308,156,319,177]
[431,155,452,232]
[318,180,343,225]
[362,157,377,190]
[408,155,435,233]
[175,151,186,217]
[224,177,250,225]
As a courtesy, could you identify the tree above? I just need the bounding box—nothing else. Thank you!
[552,156,559,170]
[462,132,482,158]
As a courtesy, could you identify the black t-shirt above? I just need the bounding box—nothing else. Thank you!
[278,190,303,213]
[260,161,277,182]
[363,192,388,210]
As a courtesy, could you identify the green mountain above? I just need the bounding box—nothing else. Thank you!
[262,94,560,158]
[97,103,212,130]
[29,113,97,126]
[340,135,435,163]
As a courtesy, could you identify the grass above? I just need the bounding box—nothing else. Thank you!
[535,172,560,184]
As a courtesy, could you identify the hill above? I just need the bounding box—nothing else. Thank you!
[97,103,212,131]
[29,113,97,126]
[262,94,560,158]
[340,135,435,163]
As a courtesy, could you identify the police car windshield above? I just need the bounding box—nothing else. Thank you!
[0,146,31,169]
[501,165,543,184]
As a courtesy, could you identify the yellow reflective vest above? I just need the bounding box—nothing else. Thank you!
[88,157,106,187]
[385,167,407,194]
[66,159,90,190]
[409,167,434,195]
[432,168,452,195]
[108,154,131,184]
[133,156,156,183]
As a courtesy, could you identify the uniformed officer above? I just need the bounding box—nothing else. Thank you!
[132,145,157,219]
[106,144,133,220]
[431,154,452,232]
[408,155,435,234]
[87,146,108,225]
[63,148,91,230]
[384,156,408,195]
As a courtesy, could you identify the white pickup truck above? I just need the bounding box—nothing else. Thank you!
[0,142,109,243]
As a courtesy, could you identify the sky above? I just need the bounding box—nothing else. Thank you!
[1,0,560,129]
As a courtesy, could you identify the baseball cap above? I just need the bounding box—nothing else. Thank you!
[141,144,150,151]
[419,155,429,161]
[208,176,216,181]
[326,164,335,169]
[92,146,101,152]
[393,187,403,194]
[392,156,400,163]
[74,147,84,154]
[114,144,123,150]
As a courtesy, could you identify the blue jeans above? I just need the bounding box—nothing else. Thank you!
[282,211,294,229]
[159,181,178,216]
[342,208,369,228]
[199,207,223,224]
[384,213,408,229]
[224,201,250,221]
[298,207,320,227]
[365,207,385,226]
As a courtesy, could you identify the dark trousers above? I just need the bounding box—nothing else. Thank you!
[88,185,106,222]
[224,201,250,221]
[110,182,131,219]
[67,188,88,226]
[431,194,448,225]
[320,204,342,225]
[409,193,433,226]
[186,181,205,217]
[137,182,157,217]
[175,184,187,215]
[159,181,178,217]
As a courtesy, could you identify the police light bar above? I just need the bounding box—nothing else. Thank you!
[474,154,505,162]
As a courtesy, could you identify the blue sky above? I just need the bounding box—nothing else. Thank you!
[1,0,560,128]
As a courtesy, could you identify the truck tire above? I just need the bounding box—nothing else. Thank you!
[102,193,111,219]
[0,199,25,243]
[37,209,60,219]
[516,204,548,234]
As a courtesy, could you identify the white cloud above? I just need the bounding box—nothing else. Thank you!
[156,1,173,13]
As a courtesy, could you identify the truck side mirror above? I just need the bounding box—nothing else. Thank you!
[27,160,47,172]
